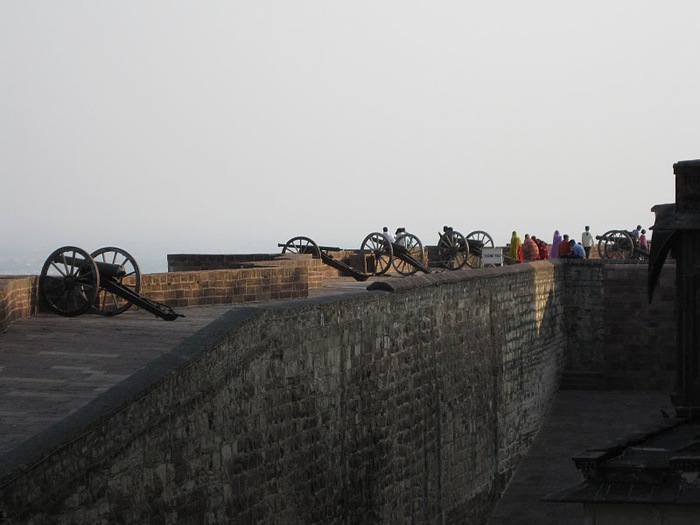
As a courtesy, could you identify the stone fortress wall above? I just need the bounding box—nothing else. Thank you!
[0,257,676,523]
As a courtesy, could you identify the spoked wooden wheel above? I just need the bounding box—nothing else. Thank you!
[91,246,141,316]
[438,230,469,270]
[360,232,393,276]
[281,236,322,258]
[39,246,100,317]
[598,230,634,259]
[392,232,425,276]
[466,230,495,268]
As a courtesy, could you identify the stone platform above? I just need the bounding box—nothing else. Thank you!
[0,277,372,468]
[487,390,674,524]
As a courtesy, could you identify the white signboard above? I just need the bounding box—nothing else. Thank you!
[482,247,503,266]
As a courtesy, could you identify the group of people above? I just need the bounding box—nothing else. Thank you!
[508,225,647,262]
[509,230,586,262]
[630,224,649,252]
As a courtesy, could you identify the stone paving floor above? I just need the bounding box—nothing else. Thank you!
[0,277,380,462]
[486,389,675,525]
[0,304,240,458]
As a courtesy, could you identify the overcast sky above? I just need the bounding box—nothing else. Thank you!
[2,1,699,272]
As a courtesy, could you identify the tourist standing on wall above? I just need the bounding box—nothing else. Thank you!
[532,235,549,260]
[551,230,562,259]
[639,229,648,252]
[522,234,540,260]
[509,231,522,263]
[630,225,642,241]
[581,226,595,259]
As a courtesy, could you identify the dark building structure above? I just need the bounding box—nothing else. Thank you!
[546,159,700,523]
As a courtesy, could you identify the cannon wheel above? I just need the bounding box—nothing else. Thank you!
[438,230,469,270]
[598,230,635,259]
[360,232,393,276]
[281,236,322,258]
[91,246,141,316]
[393,232,426,276]
[466,230,495,268]
[39,246,100,317]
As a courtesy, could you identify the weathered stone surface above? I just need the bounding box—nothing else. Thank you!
[0,263,566,524]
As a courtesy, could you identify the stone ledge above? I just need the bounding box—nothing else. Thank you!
[367,261,555,292]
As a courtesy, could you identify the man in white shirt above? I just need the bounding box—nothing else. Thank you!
[581,226,595,259]
[382,227,395,243]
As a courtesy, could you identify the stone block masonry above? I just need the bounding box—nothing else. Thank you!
[0,262,566,524]
[563,259,676,390]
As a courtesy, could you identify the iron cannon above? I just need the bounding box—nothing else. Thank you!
[39,246,183,321]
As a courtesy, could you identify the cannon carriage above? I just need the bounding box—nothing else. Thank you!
[279,236,370,281]
[596,230,649,260]
[281,226,495,279]
[359,230,430,276]
[279,232,430,278]
[39,246,183,320]
[436,227,495,270]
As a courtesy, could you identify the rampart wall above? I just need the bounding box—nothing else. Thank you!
[0,259,678,523]
[1,262,566,524]
[563,260,676,390]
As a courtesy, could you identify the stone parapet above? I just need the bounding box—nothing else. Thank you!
[141,266,308,307]
[0,276,38,332]
[167,253,329,288]
[0,262,566,524]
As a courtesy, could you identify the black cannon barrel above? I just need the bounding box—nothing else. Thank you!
[52,254,125,278]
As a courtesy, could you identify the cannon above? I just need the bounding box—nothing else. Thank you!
[437,227,469,270]
[39,246,183,320]
[360,230,430,276]
[279,236,370,281]
[465,230,495,268]
[596,230,649,260]
[436,228,495,269]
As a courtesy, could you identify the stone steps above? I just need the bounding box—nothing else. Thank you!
[559,370,605,391]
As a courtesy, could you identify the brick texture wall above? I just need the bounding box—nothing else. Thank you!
[0,277,38,332]
[0,262,566,524]
[168,253,331,289]
[140,267,308,307]
[0,266,309,330]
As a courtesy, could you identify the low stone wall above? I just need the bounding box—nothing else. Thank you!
[168,253,331,288]
[0,265,310,330]
[0,262,566,524]
[140,266,308,307]
[0,276,38,332]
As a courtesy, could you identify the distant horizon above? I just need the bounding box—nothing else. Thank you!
[0,220,659,276]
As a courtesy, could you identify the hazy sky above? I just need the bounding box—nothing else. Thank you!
[2,2,699,272]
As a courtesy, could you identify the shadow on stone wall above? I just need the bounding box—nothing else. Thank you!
[0,263,567,524]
